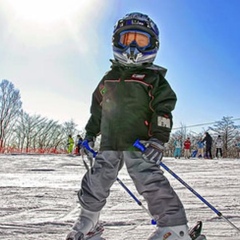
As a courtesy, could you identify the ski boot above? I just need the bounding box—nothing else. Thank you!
[147,224,192,240]
[66,208,101,240]
[84,223,104,240]
[66,223,104,240]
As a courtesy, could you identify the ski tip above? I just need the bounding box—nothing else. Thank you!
[189,221,203,240]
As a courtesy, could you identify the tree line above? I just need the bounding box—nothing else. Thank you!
[0,79,83,154]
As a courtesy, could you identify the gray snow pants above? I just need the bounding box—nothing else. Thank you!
[78,151,188,227]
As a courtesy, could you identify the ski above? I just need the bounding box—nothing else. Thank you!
[88,221,204,240]
[66,221,205,240]
[189,221,207,240]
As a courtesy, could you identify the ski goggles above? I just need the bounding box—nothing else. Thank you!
[119,31,151,48]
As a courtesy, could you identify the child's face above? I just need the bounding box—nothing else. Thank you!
[120,31,149,48]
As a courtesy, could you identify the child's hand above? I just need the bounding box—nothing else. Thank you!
[82,139,95,158]
[140,138,164,165]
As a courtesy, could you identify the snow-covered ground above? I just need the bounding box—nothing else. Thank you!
[0,154,240,240]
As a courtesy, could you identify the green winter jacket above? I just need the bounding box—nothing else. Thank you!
[85,61,177,151]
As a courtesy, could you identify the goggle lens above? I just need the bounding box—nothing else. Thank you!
[119,31,150,48]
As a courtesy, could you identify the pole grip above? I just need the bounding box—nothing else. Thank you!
[82,140,97,157]
[133,139,146,152]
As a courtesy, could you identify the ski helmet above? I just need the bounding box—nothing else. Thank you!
[112,12,159,66]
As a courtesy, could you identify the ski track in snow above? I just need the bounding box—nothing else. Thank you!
[0,154,240,240]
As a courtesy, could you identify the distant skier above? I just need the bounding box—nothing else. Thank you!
[66,12,205,240]
[173,136,182,159]
[67,134,74,154]
[196,138,204,158]
[183,137,191,159]
[75,134,83,155]
[235,138,240,158]
[215,135,223,158]
[201,132,213,159]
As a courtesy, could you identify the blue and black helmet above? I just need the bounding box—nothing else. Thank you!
[112,12,159,66]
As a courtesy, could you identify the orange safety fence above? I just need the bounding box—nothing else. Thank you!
[0,146,68,154]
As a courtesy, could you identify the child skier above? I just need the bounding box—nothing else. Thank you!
[66,12,205,240]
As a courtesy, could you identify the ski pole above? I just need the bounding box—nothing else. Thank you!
[133,139,240,233]
[81,141,156,225]
[81,154,90,171]
[82,141,96,173]
[116,177,156,225]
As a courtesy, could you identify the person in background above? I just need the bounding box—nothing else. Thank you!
[173,136,182,159]
[201,132,213,159]
[183,137,191,159]
[75,135,83,155]
[235,138,240,158]
[215,135,223,158]
[66,12,198,240]
[196,138,204,158]
[67,134,74,154]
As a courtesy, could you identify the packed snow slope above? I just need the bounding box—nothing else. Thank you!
[0,154,240,240]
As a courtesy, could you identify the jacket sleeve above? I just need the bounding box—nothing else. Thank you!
[84,81,104,139]
[201,136,206,143]
[150,74,177,143]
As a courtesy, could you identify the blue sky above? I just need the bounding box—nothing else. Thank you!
[0,0,240,131]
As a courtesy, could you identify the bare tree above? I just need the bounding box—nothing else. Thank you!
[15,111,46,152]
[12,111,71,153]
[0,80,85,153]
[62,119,78,136]
[35,119,66,153]
[0,79,22,152]
[209,116,240,157]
